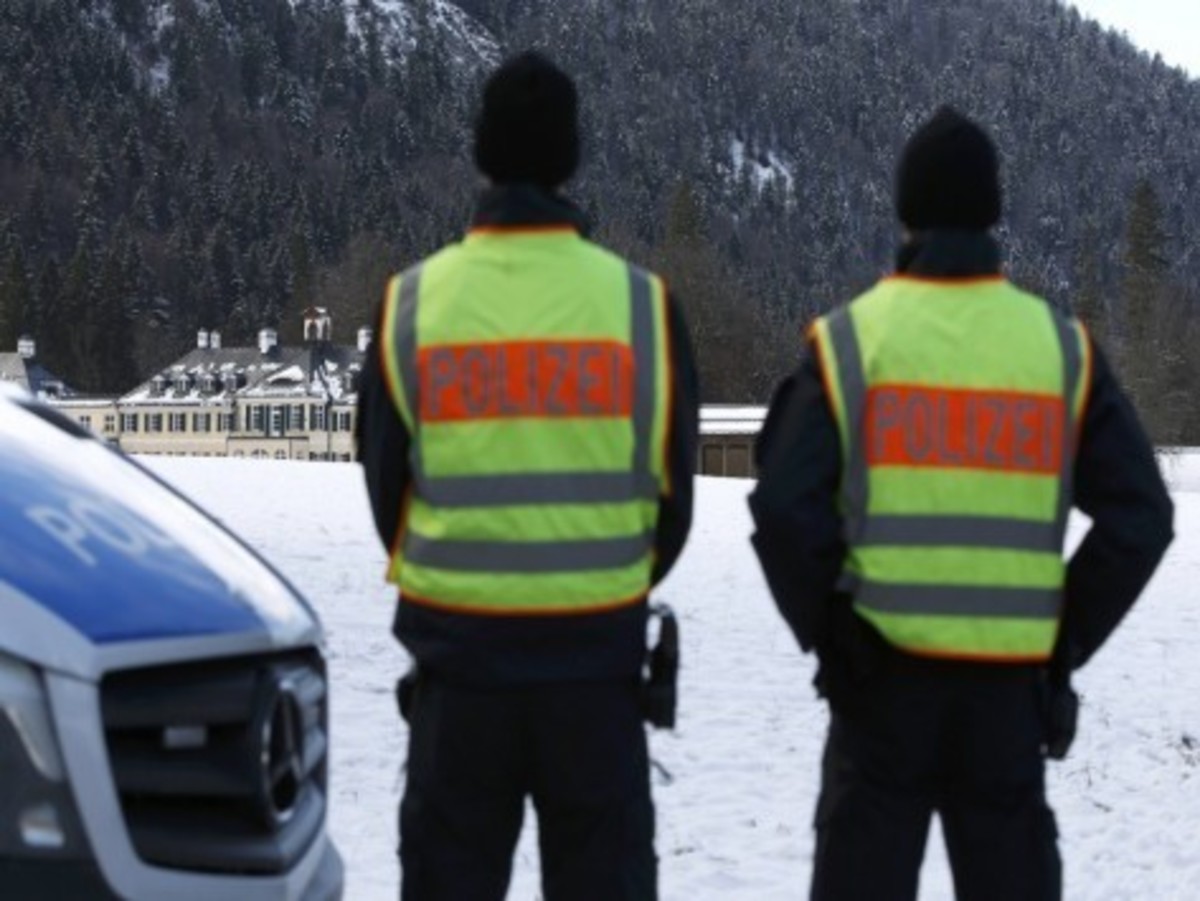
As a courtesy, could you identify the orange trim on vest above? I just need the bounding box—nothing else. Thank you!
[883,273,1006,286]
[417,339,635,423]
[899,644,1052,665]
[400,589,648,617]
[659,277,675,498]
[467,224,579,237]
[378,277,404,413]
[1075,323,1094,452]
[388,485,413,570]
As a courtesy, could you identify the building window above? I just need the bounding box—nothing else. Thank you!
[338,411,353,432]
[249,406,265,433]
[103,415,116,433]
[218,413,235,433]
[312,406,327,431]
[192,413,211,433]
[275,450,288,460]
[168,413,187,433]
[146,414,164,433]
[121,413,139,432]
[79,415,92,429]
[270,405,285,437]
[292,404,306,432]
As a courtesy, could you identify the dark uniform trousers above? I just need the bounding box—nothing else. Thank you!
[811,654,1061,901]
[399,675,656,901]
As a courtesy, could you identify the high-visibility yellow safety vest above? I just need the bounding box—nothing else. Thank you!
[809,274,1091,662]
[379,227,672,615]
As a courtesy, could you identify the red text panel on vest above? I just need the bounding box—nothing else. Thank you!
[865,385,1064,474]
[418,340,635,422]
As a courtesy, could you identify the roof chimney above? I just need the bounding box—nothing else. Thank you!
[303,307,332,344]
[210,331,222,349]
[197,329,210,350]
[357,327,373,353]
[17,336,35,360]
[258,328,278,356]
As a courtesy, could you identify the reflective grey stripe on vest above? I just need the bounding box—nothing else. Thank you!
[394,262,661,509]
[628,265,657,492]
[1051,314,1083,545]
[859,515,1058,551]
[826,307,869,544]
[824,306,1084,556]
[394,264,424,478]
[422,471,653,508]
[405,531,654,574]
[856,582,1062,619]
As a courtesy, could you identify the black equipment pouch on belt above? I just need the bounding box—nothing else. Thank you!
[1042,649,1078,761]
[641,603,679,730]
[396,666,420,725]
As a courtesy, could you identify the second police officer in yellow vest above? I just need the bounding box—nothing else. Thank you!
[356,53,698,901]
[751,108,1173,900]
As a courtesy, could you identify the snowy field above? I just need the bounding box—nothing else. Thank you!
[146,455,1200,900]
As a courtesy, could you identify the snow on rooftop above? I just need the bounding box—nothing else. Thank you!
[701,405,766,435]
[266,365,306,384]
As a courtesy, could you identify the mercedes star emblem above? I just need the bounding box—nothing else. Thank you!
[259,678,305,826]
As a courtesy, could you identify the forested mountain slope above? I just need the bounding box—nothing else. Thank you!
[1,0,1197,435]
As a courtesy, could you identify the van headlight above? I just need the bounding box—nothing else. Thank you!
[0,651,75,854]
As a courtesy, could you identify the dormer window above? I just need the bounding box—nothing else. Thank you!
[202,374,217,394]
[150,375,166,397]
[174,374,192,395]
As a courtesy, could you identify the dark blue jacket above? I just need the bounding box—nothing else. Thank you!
[357,185,699,684]
[750,231,1174,689]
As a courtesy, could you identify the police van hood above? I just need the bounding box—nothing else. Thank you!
[0,389,320,680]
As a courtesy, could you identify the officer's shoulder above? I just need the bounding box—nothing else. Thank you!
[580,238,662,281]
[818,281,891,324]
[1007,282,1084,329]
[388,245,464,289]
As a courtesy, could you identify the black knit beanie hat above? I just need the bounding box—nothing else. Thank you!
[896,106,1002,230]
[474,52,579,189]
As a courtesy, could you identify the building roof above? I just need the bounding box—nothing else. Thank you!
[120,342,366,406]
[0,353,75,399]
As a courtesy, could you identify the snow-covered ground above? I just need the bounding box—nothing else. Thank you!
[146,456,1200,900]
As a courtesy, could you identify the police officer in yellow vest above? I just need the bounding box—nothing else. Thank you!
[750,107,1173,900]
[356,52,698,901]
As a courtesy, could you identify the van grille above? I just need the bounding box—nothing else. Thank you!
[100,650,328,875]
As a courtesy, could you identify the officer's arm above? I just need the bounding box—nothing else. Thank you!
[355,329,413,554]
[650,294,699,585]
[1062,340,1174,669]
[748,349,846,653]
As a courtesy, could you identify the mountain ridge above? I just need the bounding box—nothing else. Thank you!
[0,0,1197,435]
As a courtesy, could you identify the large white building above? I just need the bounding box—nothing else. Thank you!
[41,311,767,473]
[53,308,370,461]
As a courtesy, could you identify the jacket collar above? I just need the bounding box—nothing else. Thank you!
[469,184,591,236]
[894,229,1002,279]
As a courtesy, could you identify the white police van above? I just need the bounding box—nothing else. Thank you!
[0,385,342,899]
